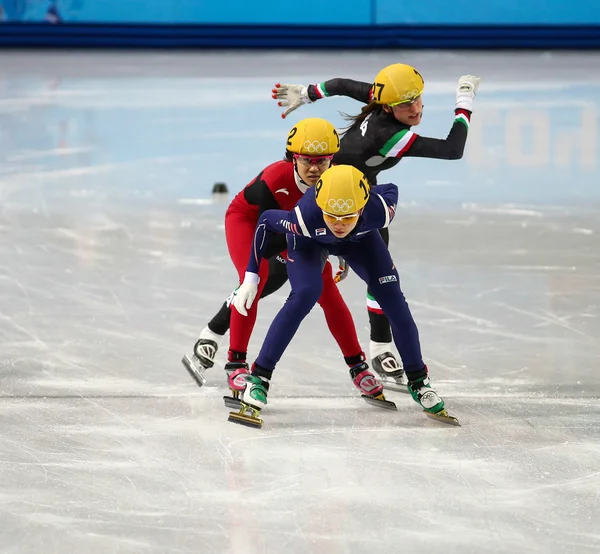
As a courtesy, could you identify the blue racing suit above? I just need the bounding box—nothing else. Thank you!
[246,183,425,377]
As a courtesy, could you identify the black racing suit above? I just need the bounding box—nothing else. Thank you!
[210,77,471,346]
[305,78,471,344]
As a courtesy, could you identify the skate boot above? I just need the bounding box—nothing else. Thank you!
[350,362,397,411]
[407,374,460,426]
[223,361,250,410]
[371,352,408,393]
[228,374,269,429]
[181,326,223,387]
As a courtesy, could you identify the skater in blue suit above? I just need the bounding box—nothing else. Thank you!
[230,164,458,427]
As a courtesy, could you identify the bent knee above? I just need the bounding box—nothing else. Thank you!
[288,285,322,310]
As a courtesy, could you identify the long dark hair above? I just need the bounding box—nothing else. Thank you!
[340,101,384,136]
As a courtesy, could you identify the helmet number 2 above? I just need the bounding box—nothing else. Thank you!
[287,126,297,147]
[373,82,385,102]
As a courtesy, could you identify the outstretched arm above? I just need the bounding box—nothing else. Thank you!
[272,79,373,119]
[381,75,481,161]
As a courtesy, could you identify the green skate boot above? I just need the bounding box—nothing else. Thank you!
[408,374,460,426]
[228,374,269,429]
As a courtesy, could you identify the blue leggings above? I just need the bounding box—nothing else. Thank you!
[255,231,424,375]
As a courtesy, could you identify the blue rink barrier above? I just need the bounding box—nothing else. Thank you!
[1,23,600,49]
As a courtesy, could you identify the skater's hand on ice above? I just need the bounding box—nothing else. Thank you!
[272,83,312,119]
[455,75,481,111]
[232,272,260,316]
[334,257,349,283]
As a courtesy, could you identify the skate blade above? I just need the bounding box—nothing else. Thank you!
[223,396,242,410]
[228,411,263,428]
[181,355,206,387]
[362,394,397,411]
[382,381,410,394]
[424,409,461,427]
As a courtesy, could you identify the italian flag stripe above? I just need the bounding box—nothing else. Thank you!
[379,130,417,158]
[366,295,384,314]
[315,82,329,98]
[455,109,471,130]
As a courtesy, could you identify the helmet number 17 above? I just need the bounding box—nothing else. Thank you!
[373,82,385,102]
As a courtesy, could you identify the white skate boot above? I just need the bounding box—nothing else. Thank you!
[181,326,224,387]
[370,341,408,393]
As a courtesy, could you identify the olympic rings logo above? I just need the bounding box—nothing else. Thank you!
[328,198,354,213]
[303,140,329,154]
[398,88,420,101]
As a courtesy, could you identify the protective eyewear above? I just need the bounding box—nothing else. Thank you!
[388,93,422,108]
[293,154,333,168]
[322,211,361,225]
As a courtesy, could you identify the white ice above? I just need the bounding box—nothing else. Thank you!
[0,51,599,554]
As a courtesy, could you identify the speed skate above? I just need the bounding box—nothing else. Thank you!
[228,403,263,428]
[371,352,410,393]
[181,354,207,387]
[223,395,242,410]
[425,409,461,426]
[362,393,397,410]
[378,376,410,394]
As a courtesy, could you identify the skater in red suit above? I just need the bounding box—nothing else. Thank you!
[183,118,388,406]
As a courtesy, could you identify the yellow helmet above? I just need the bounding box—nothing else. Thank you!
[372,63,424,106]
[286,117,340,156]
[315,165,370,215]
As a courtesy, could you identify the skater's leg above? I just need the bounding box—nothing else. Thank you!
[225,213,270,361]
[189,301,231,370]
[253,239,324,375]
[191,255,286,373]
[316,259,387,401]
[317,260,362,362]
[366,227,403,376]
[259,255,289,298]
[236,239,324,416]
[343,233,446,415]
[344,234,423,374]
[221,213,271,399]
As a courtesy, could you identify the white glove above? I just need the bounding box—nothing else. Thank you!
[455,75,481,111]
[334,257,350,284]
[272,83,312,119]
[232,272,260,316]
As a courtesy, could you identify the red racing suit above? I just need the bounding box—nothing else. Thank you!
[225,159,363,363]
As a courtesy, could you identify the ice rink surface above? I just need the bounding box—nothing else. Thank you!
[0,50,599,553]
